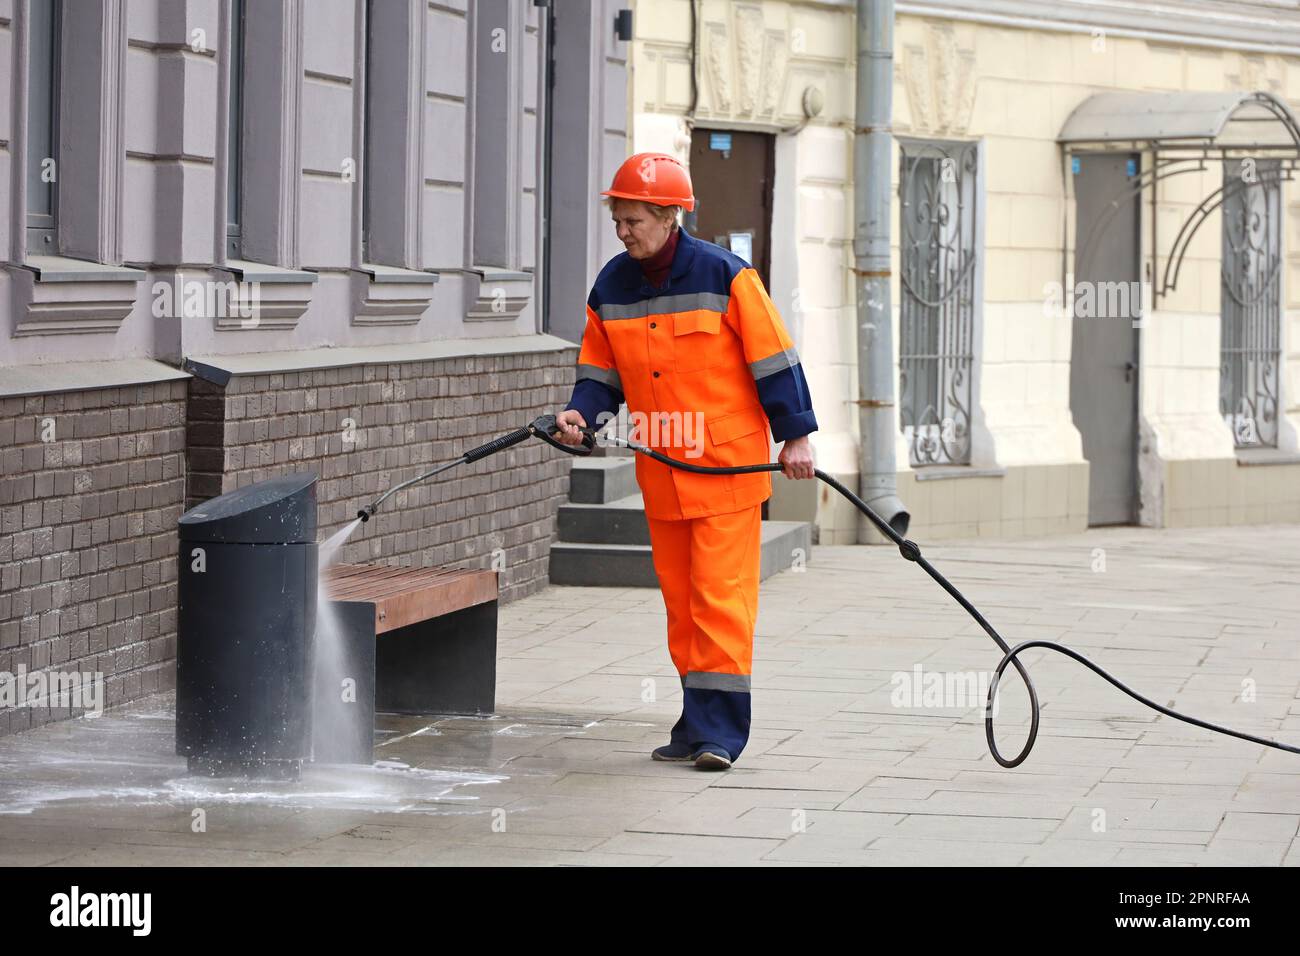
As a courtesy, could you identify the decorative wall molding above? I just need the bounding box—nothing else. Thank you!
[704,20,732,114]
[735,6,763,115]
[8,256,144,336]
[1227,55,1282,96]
[351,264,438,326]
[697,4,794,127]
[897,0,1300,56]
[464,268,532,322]
[760,30,788,117]
[210,260,316,331]
[900,22,975,136]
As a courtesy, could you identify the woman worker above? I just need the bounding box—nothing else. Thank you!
[555,152,818,770]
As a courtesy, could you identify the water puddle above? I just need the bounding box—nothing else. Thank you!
[0,699,505,817]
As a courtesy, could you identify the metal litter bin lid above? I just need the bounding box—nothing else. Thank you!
[178,471,318,544]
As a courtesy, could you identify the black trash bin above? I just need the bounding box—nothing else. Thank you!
[176,472,318,777]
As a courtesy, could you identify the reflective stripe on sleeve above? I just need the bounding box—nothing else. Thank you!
[576,363,623,393]
[749,347,800,381]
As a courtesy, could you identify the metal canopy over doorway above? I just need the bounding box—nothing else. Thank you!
[1058,90,1300,524]
[1059,90,1300,303]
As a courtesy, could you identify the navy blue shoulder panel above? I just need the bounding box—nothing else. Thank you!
[587,252,634,311]
[673,231,748,298]
[586,229,747,309]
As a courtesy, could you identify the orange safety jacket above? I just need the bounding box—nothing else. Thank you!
[564,227,818,520]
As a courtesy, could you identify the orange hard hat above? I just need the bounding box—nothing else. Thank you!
[602,152,696,212]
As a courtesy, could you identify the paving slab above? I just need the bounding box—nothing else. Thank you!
[1,524,1297,866]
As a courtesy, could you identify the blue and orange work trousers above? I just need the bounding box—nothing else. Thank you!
[646,503,762,761]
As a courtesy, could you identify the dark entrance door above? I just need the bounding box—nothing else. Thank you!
[687,130,775,287]
[1070,153,1141,526]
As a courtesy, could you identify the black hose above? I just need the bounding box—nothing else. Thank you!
[357,417,1300,767]
[615,435,1300,768]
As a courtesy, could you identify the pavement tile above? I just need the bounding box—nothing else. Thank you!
[0,525,1296,867]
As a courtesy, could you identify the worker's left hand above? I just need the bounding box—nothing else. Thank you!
[778,435,815,480]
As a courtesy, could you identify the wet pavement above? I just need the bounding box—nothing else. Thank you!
[2,524,1298,866]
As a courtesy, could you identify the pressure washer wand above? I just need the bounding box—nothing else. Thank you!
[356,456,464,522]
[356,417,593,522]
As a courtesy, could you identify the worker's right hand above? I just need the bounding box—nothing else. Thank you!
[555,409,588,446]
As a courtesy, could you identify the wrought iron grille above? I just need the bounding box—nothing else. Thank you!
[898,139,978,466]
[1220,158,1282,449]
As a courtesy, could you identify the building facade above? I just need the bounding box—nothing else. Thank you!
[629,0,1300,542]
[0,0,629,735]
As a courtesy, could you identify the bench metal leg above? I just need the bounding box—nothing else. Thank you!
[375,600,498,716]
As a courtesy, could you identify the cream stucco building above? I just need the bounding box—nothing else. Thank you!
[627,0,1300,543]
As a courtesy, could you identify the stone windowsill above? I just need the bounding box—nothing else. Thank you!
[468,267,532,283]
[23,255,146,283]
[352,263,439,326]
[1234,447,1300,466]
[211,259,318,330]
[8,255,146,336]
[219,259,319,285]
[356,263,439,285]
[911,465,1007,482]
[461,267,534,322]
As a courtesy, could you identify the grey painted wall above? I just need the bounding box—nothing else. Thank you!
[546,0,630,345]
[0,0,625,370]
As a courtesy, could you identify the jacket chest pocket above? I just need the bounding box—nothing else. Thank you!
[672,310,723,372]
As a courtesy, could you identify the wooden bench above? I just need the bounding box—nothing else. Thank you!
[312,563,499,764]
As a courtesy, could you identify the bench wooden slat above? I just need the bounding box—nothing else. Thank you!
[322,563,498,634]
[326,568,480,602]
[325,564,439,594]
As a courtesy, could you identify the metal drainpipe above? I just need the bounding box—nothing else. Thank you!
[854,0,910,540]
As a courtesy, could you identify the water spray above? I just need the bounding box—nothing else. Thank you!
[356,414,1300,768]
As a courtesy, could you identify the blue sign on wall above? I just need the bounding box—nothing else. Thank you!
[1071,156,1081,175]
[709,132,733,152]
[1126,158,1138,177]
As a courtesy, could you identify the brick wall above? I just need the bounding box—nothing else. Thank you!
[0,383,188,737]
[186,349,578,604]
[0,349,574,739]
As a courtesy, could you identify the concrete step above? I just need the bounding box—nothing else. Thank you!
[548,519,812,588]
[567,457,639,504]
[557,493,649,544]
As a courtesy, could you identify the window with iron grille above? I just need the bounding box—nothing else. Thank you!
[1220,158,1281,449]
[898,139,978,466]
